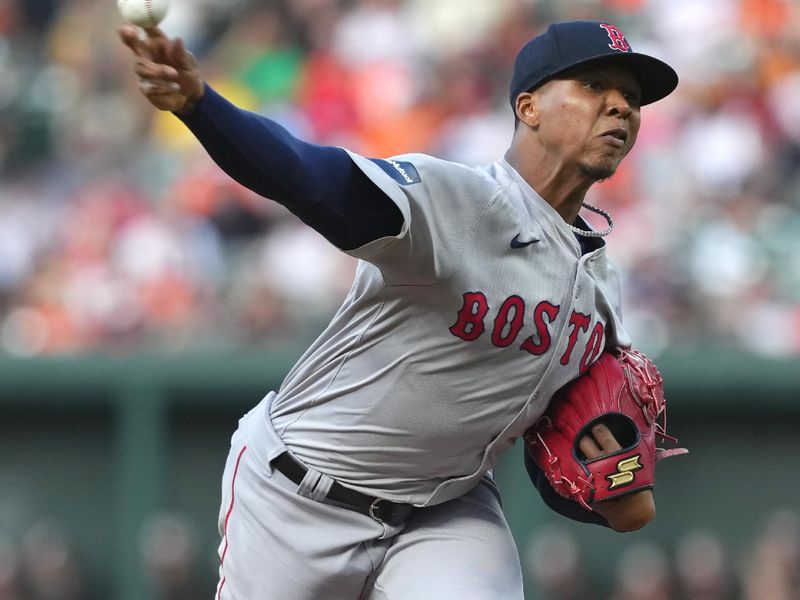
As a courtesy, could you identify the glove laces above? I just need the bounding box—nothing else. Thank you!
[530,429,596,512]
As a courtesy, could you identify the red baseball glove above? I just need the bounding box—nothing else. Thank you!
[524,347,686,512]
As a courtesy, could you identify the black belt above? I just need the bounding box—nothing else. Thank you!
[272,452,414,527]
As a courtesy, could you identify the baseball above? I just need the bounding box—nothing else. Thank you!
[117,0,169,28]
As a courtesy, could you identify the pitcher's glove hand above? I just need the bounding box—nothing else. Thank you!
[524,347,687,514]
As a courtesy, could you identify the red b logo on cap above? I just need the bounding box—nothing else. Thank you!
[600,23,630,52]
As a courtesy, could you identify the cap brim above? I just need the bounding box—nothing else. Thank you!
[549,53,678,105]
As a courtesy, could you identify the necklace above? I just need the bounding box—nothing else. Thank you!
[568,202,614,237]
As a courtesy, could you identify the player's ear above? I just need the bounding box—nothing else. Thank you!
[514,92,539,129]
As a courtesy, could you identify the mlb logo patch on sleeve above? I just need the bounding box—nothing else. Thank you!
[370,159,422,185]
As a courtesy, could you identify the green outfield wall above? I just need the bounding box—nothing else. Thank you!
[0,346,798,599]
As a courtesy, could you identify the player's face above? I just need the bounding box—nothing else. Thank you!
[533,63,642,180]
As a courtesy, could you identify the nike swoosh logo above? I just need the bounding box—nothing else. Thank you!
[510,234,538,249]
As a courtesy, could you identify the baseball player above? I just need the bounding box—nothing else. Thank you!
[120,19,678,600]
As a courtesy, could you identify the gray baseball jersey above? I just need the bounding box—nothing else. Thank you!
[269,152,630,507]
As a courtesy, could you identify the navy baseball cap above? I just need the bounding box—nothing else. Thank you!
[510,21,678,108]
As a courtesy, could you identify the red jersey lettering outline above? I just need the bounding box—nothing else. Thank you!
[449,292,489,341]
[580,321,605,373]
[561,311,591,365]
[449,293,609,374]
[520,301,560,356]
[492,295,526,348]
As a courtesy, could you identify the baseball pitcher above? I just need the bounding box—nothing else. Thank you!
[120,19,682,600]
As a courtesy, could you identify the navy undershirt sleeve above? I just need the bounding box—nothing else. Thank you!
[176,84,402,250]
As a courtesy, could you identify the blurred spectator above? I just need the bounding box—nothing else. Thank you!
[524,525,587,600]
[17,522,85,600]
[139,512,209,600]
[0,536,24,600]
[674,529,737,600]
[607,541,673,600]
[743,509,800,600]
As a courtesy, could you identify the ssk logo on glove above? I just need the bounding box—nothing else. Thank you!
[606,455,643,489]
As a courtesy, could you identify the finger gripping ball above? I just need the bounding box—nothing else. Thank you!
[118,0,169,27]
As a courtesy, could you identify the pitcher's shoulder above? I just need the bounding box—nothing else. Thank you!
[381,153,503,192]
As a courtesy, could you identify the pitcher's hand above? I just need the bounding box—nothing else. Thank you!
[119,24,204,114]
[579,423,656,532]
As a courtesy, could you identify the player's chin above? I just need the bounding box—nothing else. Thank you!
[577,159,618,182]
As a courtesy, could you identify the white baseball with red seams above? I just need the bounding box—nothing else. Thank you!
[117,0,169,27]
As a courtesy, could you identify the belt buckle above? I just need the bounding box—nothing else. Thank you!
[368,498,390,523]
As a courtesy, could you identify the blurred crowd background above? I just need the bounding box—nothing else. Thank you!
[526,509,800,600]
[1,507,798,599]
[0,0,799,357]
[1,0,800,599]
